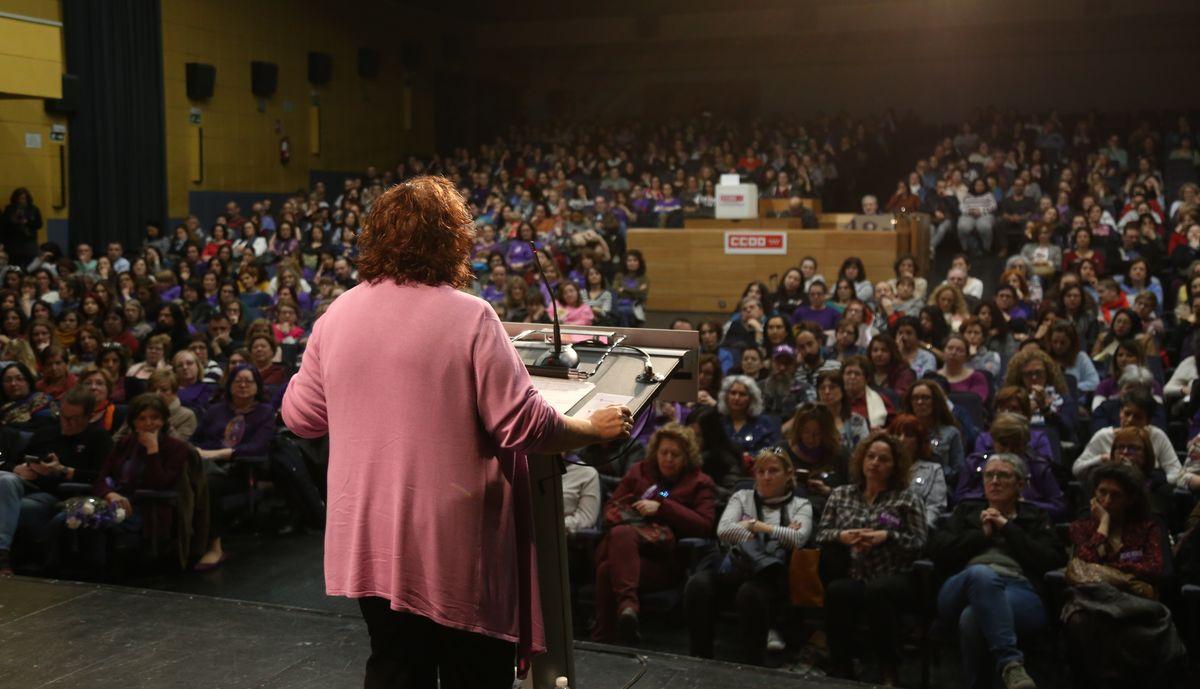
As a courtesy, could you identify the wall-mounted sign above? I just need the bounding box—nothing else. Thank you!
[723,231,787,255]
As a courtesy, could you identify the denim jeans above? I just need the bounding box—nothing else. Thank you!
[937,564,1047,689]
[0,471,60,551]
[0,471,25,550]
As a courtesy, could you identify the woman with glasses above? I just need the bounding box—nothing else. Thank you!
[1105,425,1176,518]
[1073,388,1187,491]
[956,412,1067,521]
[191,365,280,571]
[931,452,1064,689]
[901,380,965,481]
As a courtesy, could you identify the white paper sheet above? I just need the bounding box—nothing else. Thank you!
[530,377,595,414]
[570,392,635,419]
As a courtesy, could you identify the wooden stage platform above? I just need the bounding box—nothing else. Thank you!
[0,577,867,689]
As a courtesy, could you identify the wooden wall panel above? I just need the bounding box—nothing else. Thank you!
[628,228,906,313]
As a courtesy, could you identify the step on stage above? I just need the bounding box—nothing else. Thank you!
[0,577,864,689]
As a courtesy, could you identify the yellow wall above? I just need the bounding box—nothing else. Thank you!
[0,0,66,226]
[161,0,438,218]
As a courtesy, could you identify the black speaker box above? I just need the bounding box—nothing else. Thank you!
[401,42,422,71]
[357,48,379,78]
[308,52,332,85]
[43,74,79,115]
[185,62,216,100]
[251,61,278,97]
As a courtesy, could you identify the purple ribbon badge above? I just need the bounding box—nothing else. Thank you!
[877,511,902,529]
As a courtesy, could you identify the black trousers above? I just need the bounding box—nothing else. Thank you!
[823,573,913,667]
[357,597,516,689]
[685,566,786,665]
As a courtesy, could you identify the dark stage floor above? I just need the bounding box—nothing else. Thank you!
[0,576,873,689]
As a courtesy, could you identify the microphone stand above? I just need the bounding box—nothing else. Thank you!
[530,242,579,369]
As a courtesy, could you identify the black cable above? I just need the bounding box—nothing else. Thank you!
[572,642,649,688]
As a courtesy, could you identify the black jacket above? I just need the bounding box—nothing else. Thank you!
[9,425,115,493]
[929,500,1066,586]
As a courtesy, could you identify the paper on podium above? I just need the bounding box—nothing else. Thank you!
[570,392,634,419]
[530,376,595,414]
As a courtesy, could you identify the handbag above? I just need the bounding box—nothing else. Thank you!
[603,492,675,547]
[716,493,789,584]
[1065,557,1157,600]
[789,548,825,607]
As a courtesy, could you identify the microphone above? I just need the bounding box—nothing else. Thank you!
[529,242,579,369]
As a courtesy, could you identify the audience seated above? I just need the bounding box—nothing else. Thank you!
[957,412,1067,521]
[814,431,927,684]
[591,424,716,644]
[6,106,1200,685]
[685,447,812,665]
[1062,463,1188,686]
[931,453,1065,689]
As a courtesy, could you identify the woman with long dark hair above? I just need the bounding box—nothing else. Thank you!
[867,332,916,398]
[1063,463,1186,686]
[783,402,848,515]
[1057,281,1101,352]
[838,256,873,302]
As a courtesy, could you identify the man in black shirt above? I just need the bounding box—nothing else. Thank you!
[0,388,111,572]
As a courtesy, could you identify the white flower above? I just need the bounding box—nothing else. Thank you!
[81,501,96,516]
[66,517,81,529]
[113,508,126,523]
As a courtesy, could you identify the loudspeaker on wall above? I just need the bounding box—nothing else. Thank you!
[251,61,278,97]
[358,48,379,78]
[308,52,332,85]
[186,62,216,100]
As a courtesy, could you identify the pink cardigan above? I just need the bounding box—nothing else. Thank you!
[282,281,564,665]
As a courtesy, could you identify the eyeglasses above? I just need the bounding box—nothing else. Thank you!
[982,471,1018,483]
[1113,444,1143,454]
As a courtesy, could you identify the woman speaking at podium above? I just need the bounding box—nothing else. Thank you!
[282,175,630,689]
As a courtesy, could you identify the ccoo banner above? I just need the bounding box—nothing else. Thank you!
[724,231,787,255]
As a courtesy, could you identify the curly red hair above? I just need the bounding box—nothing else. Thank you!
[356,175,474,288]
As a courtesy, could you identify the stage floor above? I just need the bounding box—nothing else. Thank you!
[0,577,868,689]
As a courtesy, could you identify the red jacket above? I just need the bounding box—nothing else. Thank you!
[603,460,717,539]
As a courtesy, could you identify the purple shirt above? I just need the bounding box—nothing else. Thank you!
[792,305,839,331]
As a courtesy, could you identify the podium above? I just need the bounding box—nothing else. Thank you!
[501,323,698,689]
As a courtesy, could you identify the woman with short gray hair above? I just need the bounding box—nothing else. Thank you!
[718,375,779,455]
[931,453,1065,689]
